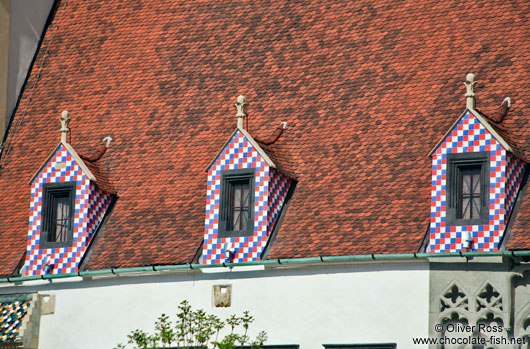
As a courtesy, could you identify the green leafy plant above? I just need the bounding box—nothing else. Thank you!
[155,313,175,347]
[118,300,267,349]
[127,329,153,349]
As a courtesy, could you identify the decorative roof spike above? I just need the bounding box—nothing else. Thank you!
[235,95,247,129]
[102,136,113,148]
[60,110,70,144]
[464,73,477,110]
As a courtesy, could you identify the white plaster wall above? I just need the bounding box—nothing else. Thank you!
[6,0,54,122]
[1,261,429,348]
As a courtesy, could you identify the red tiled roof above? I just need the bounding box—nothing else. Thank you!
[256,140,298,180]
[478,109,526,161]
[1,0,530,275]
[84,160,116,195]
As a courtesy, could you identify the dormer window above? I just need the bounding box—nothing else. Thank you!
[24,111,114,276]
[427,74,525,253]
[218,168,255,238]
[446,152,489,226]
[202,96,293,264]
[40,182,75,248]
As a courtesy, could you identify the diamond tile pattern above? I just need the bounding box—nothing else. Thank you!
[0,301,30,343]
[24,145,112,275]
[429,112,524,253]
[202,131,291,264]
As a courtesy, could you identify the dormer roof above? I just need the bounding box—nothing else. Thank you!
[28,141,96,184]
[428,73,514,157]
[428,107,513,157]
[206,126,277,171]
[26,111,113,193]
[206,95,293,178]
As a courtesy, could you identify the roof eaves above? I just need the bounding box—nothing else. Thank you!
[205,128,239,171]
[428,109,468,157]
[238,127,276,168]
[470,109,513,154]
[5,251,530,282]
[64,143,96,181]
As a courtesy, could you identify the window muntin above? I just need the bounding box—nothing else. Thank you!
[218,169,255,238]
[40,182,75,248]
[446,152,489,226]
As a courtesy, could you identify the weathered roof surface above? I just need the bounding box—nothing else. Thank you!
[256,139,298,180]
[84,160,116,195]
[1,0,530,274]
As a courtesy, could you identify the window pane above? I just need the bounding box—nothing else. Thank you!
[472,197,481,219]
[50,195,70,242]
[41,184,75,246]
[232,211,241,231]
[472,172,481,195]
[459,167,482,220]
[462,198,471,219]
[240,208,248,231]
[55,196,70,242]
[462,173,471,194]
[233,185,241,207]
[230,180,250,231]
[241,186,249,208]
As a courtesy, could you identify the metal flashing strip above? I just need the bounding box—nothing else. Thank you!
[1,251,530,284]
[0,294,33,303]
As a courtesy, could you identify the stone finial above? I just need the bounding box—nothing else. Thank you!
[464,73,477,110]
[60,110,70,144]
[235,95,247,129]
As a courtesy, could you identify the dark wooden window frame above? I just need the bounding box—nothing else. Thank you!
[446,152,490,226]
[39,182,75,249]
[218,168,255,238]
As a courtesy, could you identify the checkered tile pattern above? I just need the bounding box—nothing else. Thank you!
[505,152,525,218]
[429,112,524,253]
[202,131,291,264]
[24,145,112,276]
[0,300,30,343]
[267,168,291,234]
